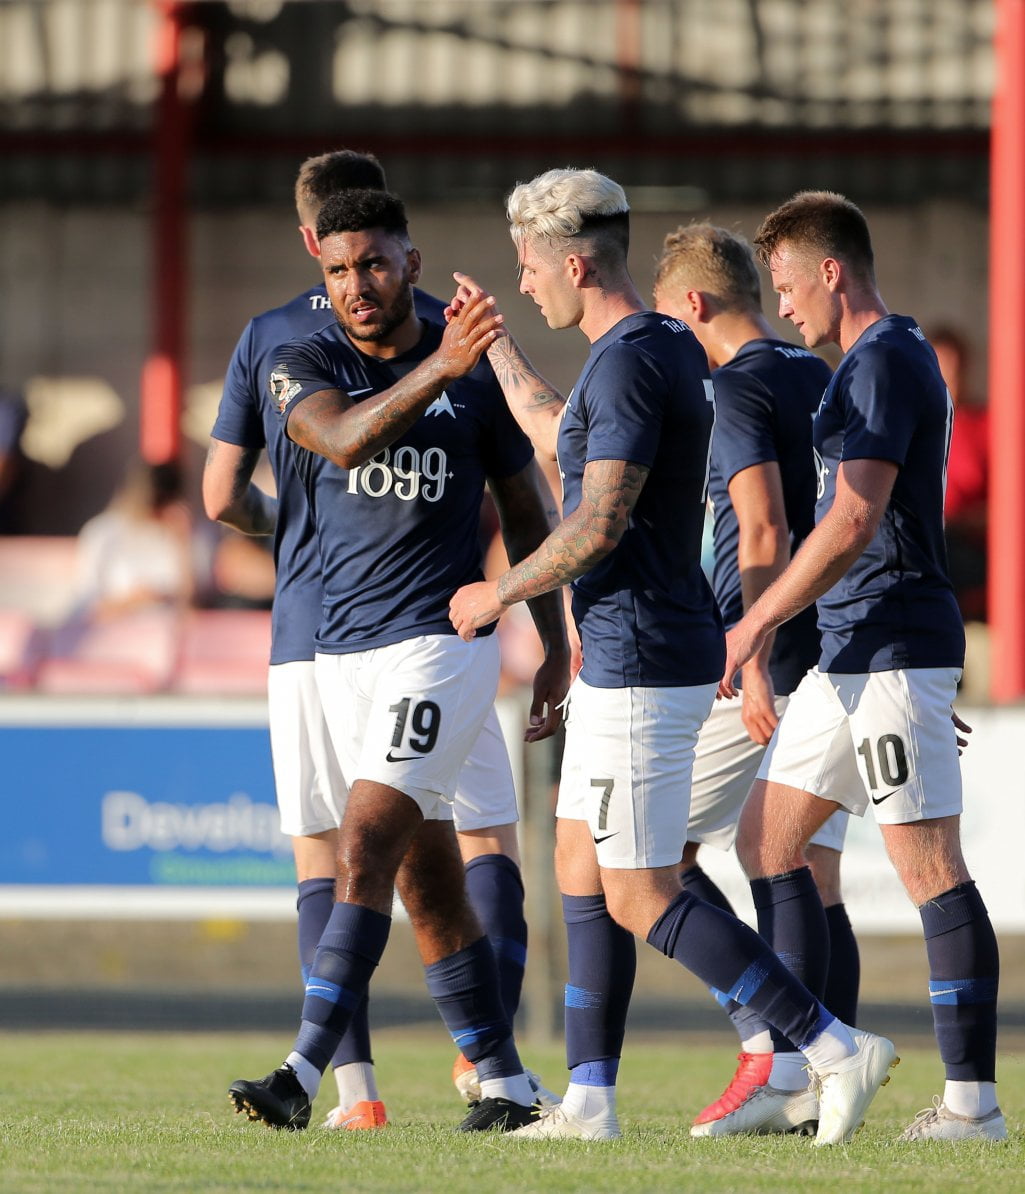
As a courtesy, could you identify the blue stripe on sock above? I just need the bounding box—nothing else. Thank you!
[452,1022,506,1051]
[570,1059,619,1087]
[709,986,731,1009]
[304,977,361,1010]
[929,977,999,1005]
[565,983,603,1010]
[492,936,528,968]
[723,959,771,1006]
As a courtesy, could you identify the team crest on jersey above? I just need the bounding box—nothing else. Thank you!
[426,392,456,419]
[269,363,301,414]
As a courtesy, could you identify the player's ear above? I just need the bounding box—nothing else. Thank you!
[566,253,590,288]
[821,257,842,291]
[299,224,320,260]
[407,247,422,283]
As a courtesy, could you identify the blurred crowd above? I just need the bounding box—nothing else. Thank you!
[0,319,991,699]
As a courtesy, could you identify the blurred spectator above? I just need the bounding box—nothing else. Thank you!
[71,460,194,622]
[0,386,28,533]
[932,325,988,623]
[207,530,276,610]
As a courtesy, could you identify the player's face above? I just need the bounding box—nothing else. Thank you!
[769,243,839,349]
[321,228,419,347]
[517,238,580,330]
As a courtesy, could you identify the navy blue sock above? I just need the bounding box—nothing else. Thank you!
[425,936,522,1082]
[293,902,391,1073]
[824,902,860,1028]
[751,868,830,1049]
[681,866,769,1046]
[680,863,734,913]
[920,881,999,1082]
[463,853,528,1023]
[296,878,373,1068]
[646,889,830,1052]
[296,877,335,984]
[563,893,636,1074]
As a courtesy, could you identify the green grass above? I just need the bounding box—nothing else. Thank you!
[0,1030,1022,1193]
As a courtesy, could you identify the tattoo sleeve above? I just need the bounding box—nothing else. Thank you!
[496,459,649,606]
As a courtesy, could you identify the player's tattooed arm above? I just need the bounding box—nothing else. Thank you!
[498,458,648,605]
[287,289,502,467]
[202,439,277,535]
[449,272,565,460]
[485,335,566,461]
[449,457,647,643]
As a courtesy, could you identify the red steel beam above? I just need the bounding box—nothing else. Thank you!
[987,0,1025,702]
[141,1,195,466]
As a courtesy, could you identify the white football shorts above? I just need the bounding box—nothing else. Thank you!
[314,633,503,821]
[757,666,964,825]
[269,659,348,837]
[689,694,848,853]
[270,654,517,835]
[557,676,718,869]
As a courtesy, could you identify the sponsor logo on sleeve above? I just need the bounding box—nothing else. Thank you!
[269,363,302,414]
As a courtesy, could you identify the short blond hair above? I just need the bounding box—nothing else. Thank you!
[506,168,630,264]
[655,223,762,315]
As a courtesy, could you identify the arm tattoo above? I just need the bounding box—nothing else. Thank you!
[496,460,649,605]
[488,337,565,414]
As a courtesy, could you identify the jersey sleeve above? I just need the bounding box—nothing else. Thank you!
[211,321,266,449]
[581,342,665,467]
[838,343,919,466]
[710,369,777,488]
[267,336,338,432]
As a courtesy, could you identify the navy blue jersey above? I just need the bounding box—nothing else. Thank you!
[813,315,963,672]
[211,282,446,664]
[557,311,725,688]
[708,339,831,695]
[273,319,534,652]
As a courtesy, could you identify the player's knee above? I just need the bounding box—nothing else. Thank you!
[806,845,843,905]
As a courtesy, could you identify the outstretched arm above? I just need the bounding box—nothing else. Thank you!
[451,272,566,460]
[288,287,503,467]
[449,457,647,638]
[203,438,277,536]
[719,456,898,697]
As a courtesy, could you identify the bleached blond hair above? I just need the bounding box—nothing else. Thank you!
[506,168,630,264]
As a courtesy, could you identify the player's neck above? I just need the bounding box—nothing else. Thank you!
[347,313,424,360]
[838,290,889,353]
[578,285,646,343]
[707,312,776,367]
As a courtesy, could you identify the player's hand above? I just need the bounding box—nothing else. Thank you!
[718,616,767,700]
[952,709,972,755]
[739,661,778,746]
[436,282,504,378]
[524,649,570,743]
[449,579,505,641]
[447,272,511,342]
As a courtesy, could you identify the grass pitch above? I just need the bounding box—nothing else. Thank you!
[1,1029,1022,1193]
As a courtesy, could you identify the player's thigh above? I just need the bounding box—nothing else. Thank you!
[453,703,519,839]
[268,659,348,837]
[558,677,717,870]
[319,634,501,822]
[841,667,963,825]
[686,695,783,852]
[757,668,864,813]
